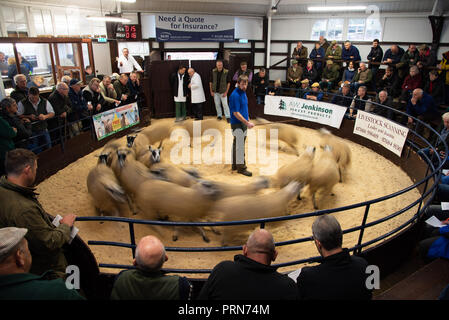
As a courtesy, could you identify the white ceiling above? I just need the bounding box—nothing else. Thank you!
[6,0,449,16]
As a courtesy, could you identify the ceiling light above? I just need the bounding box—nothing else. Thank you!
[86,16,131,23]
[308,6,367,12]
[118,0,136,3]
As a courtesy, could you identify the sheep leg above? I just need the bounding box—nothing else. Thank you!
[209,226,221,235]
[126,195,138,215]
[312,193,318,210]
[198,227,210,243]
[173,226,179,241]
[339,167,343,183]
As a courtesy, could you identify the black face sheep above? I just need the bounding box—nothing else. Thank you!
[150,162,200,187]
[209,181,303,246]
[135,179,222,242]
[308,145,340,210]
[270,146,316,199]
[86,158,128,217]
[318,128,352,182]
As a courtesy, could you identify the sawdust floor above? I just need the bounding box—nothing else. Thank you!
[36,117,421,277]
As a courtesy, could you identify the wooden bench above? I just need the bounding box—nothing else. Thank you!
[374,258,449,300]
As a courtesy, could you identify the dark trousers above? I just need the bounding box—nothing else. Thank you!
[192,103,203,120]
[231,123,247,171]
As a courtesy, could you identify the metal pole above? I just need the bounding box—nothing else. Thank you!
[356,204,370,255]
[129,222,136,258]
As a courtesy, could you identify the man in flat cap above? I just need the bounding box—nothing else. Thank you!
[0,149,77,279]
[0,227,84,300]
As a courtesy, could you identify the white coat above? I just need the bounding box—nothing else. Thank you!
[189,72,206,104]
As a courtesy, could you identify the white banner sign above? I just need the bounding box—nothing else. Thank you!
[264,95,347,129]
[353,110,409,157]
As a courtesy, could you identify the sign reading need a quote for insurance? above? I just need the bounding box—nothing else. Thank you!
[156,14,234,42]
[264,95,347,129]
[353,110,409,157]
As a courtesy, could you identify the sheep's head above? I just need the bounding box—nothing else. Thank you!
[149,144,162,164]
[303,146,316,158]
[127,134,137,148]
[323,145,333,153]
[195,180,222,200]
[116,147,134,168]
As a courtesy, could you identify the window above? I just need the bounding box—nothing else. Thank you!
[310,20,327,40]
[326,19,344,41]
[347,18,366,41]
[1,6,28,37]
[365,18,382,41]
[165,52,217,62]
[32,9,53,36]
[0,44,15,89]
[15,43,54,87]
[118,42,150,59]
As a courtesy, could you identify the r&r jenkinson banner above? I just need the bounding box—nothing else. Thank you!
[264,95,347,129]
[156,14,234,42]
[353,110,409,157]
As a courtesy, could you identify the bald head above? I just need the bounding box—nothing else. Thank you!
[243,229,277,265]
[134,236,167,272]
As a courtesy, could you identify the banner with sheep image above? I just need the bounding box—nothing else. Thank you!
[92,103,140,141]
[353,110,409,157]
[264,95,347,129]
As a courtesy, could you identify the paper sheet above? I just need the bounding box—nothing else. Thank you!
[443,169,449,175]
[442,202,449,211]
[425,215,445,228]
[52,215,79,244]
[288,268,302,282]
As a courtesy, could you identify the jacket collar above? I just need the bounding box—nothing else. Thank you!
[0,271,55,288]
[234,254,278,273]
[321,248,351,264]
[0,176,39,198]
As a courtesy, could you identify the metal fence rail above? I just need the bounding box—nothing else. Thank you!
[73,98,447,275]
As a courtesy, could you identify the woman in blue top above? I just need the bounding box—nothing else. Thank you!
[341,61,356,86]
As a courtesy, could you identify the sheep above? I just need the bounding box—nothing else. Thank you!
[270,146,316,199]
[131,132,150,157]
[318,128,351,182]
[209,176,270,199]
[135,179,222,242]
[253,118,301,155]
[150,162,200,187]
[99,139,122,166]
[307,145,340,210]
[135,142,163,168]
[139,121,172,145]
[175,118,226,147]
[109,147,165,214]
[86,159,128,217]
[209,181,303,246]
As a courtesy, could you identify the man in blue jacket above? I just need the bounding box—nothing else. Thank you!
[229,75,254,177]
[342,41,361,63]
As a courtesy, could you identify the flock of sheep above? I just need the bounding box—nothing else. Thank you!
[86,118,352,245]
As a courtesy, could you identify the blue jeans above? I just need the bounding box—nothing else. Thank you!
[256,95,265,105]
[28,130,52,154]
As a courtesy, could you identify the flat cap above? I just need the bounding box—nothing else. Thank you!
[301,79,310,84]
[0,227,27,260]
[311,82,320,88]
[69,78,83,86]
[291,59,298,65]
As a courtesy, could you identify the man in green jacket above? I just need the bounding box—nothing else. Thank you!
[113,74,131,106]
[0,115,16,176]
[351,62,373,93]
[0,148,77,278]
[0,227,84,300]
[320,60,340,91]
[111,235,192,300]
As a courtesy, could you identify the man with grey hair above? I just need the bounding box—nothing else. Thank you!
[0,227,84,300]
[110,235,192,300]
[351,62,373,93]
[10,74,28,103]
[296,215,372,300]
[198,229,298,300]
[406,88,439,136]
[372,90,395,120]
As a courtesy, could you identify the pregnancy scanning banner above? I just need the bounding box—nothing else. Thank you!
[353,110,409,157]
[92,103,140,141]
[156,14,234,42]
[264,95,347,129]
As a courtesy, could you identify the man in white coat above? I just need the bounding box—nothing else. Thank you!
[116,48,143,74]
[188,68,206,120]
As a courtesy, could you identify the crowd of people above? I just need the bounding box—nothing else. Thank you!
[0,69,143,175]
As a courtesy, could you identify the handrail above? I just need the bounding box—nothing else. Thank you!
[74,97,447,275]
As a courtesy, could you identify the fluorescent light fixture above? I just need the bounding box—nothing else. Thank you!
[118,0,136,2]
[86,16,131,23]
[308,6,367,12]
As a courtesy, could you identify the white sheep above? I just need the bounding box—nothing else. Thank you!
[86,162,128,217]
[150,162,200,187]
[318,128,351,182]
[253,118,301,155]
[307,145,340,210]
[174,118,227,147]
[270,146,316,199]
[209,181,302,246]
[135,179,222,242]
[211,176,270,199]
[140,122,172,145]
